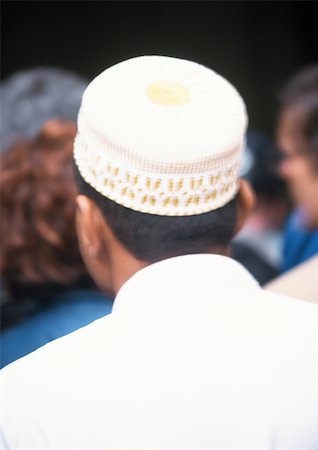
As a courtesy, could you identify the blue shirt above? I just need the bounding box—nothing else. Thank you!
[1,289,113,368]
[282,210,318,272]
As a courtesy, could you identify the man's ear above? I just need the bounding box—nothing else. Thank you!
[76,195,115,296]
[76,195,104,259]
[233,179,255,236]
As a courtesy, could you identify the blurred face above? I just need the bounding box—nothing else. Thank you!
[277,106,318,229]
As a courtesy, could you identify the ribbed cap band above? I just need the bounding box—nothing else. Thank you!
[74,56,248,215]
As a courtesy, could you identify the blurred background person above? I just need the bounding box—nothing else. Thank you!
[1,67,114,368]
[232,131,290,285]
[277,65,318,272]
[0,120,113,368]
[0,67,88,153]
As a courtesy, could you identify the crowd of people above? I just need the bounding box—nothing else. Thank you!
[0,56,317,448]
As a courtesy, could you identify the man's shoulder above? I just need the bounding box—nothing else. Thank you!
[256,288,318,349]
[0,313,113,379]
[259,287,317,318]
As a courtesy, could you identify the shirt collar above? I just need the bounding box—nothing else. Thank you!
[113,254,259,316]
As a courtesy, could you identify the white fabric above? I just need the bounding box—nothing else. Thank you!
[74,56,248,215]
[0,254,317,449]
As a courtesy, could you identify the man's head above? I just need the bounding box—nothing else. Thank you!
[73,56,254,294]
[277,65,318,229]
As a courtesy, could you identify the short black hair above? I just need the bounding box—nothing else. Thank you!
[280,65,318,168]
[75,165,237,262]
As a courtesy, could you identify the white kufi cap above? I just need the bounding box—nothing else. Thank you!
[74,56,248,215]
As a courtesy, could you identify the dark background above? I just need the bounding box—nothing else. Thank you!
[2,1,318,134]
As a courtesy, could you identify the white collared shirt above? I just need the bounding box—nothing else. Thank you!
[1,254,317,449]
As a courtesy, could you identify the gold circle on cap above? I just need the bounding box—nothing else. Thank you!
[146,81,190,106]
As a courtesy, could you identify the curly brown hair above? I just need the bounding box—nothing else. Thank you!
[0,120,86,291]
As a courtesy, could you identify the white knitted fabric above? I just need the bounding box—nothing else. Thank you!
[74,56,248,216]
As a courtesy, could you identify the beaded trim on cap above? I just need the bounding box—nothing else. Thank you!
[74,130,242,216]
[73,56,247,216]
